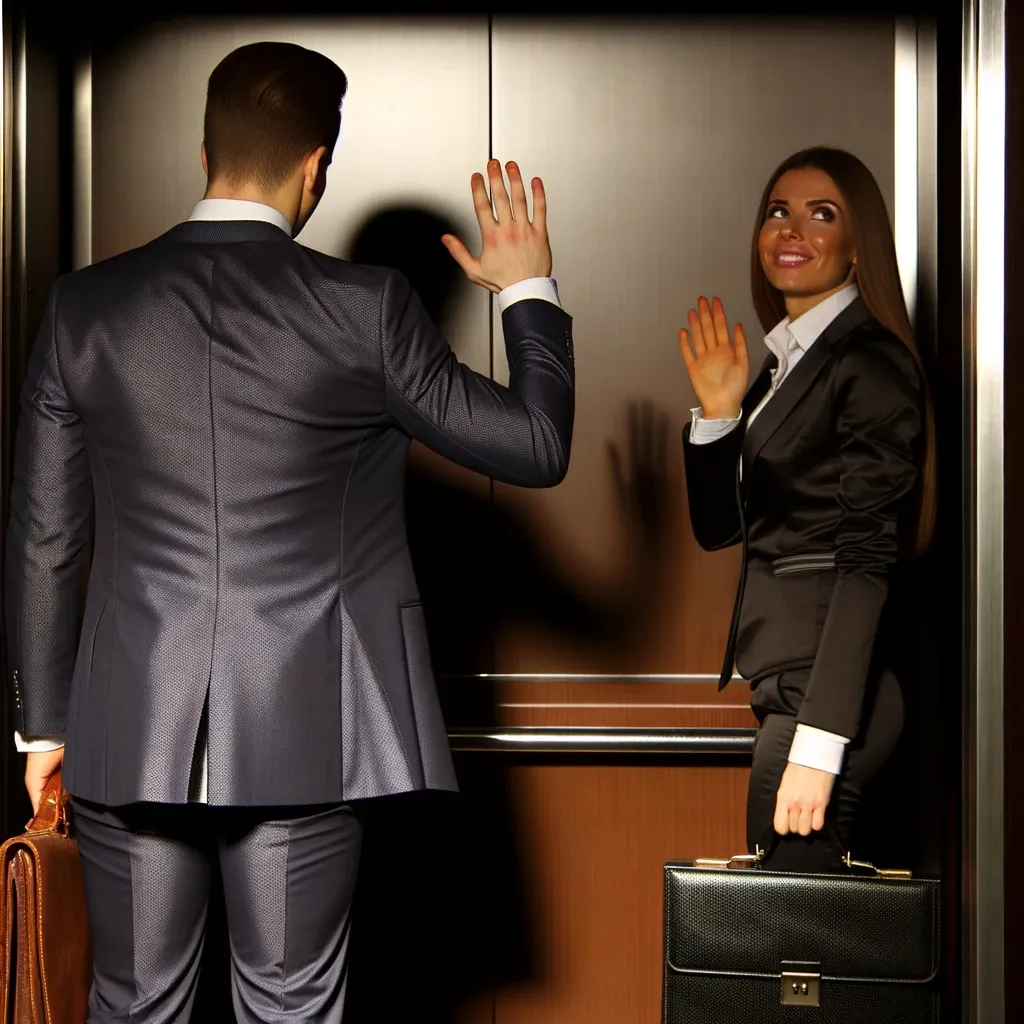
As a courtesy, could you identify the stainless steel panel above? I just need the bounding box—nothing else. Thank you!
[13,20,25,310]
[447,726,756,754]
[895,18,920,323]
[893,16,938,350]
[961,1,1006,1020]
[490,18,898,675]
[72,48,92,271]
[914,20,939,351]
[87,17,491,374]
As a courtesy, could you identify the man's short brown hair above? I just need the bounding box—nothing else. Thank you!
[203,42,348,191]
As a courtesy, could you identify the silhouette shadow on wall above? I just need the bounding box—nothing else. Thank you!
[193,204,672,1022]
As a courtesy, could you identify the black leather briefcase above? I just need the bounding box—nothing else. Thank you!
[662,844,941,1023]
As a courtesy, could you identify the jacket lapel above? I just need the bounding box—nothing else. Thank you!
[743,356,777,419]
[741,297,874,475]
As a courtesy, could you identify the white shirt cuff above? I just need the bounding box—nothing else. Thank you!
[787,723,850,775]
[15,731,66,753]
[688,407,742,445]
[497,277,561,312]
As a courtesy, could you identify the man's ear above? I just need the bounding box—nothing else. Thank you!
[303,145,329,194]
[201,142,209,176]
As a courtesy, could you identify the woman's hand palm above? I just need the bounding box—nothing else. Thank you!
[694,346,747,405]
[678,297,750,419]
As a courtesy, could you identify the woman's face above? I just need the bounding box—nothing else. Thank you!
[757,168,857,315]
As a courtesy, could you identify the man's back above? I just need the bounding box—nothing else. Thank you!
[10,218,574,806]
[6,40,574,1022]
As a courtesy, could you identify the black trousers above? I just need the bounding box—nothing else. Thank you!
[71,798,363,1023]
[746,667,904,872]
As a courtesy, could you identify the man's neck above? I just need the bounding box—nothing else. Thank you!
[203,182,298,230]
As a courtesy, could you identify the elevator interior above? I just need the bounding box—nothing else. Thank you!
[0,4,985,1022]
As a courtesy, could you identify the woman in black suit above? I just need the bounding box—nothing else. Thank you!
[678,147,935,871]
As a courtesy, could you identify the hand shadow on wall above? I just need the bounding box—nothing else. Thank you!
[194,205,674,1023]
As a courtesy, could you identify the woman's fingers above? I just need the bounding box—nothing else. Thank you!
[811,802,827,833]
[710,296,732,348]
[687,308,706,355]
[773,799,790,835]
[733,321,749,371]
[773,763,835,842]
[679,328,695,368]
[682,298,744,364]
[697,297,717,350]
[797,806,814,837]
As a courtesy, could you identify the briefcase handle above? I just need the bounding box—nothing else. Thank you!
[23,771,72,837]
[693,826,912,879]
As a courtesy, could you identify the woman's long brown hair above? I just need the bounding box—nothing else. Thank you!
[749,146,936,557]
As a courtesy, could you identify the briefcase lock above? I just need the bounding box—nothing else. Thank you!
[780,963,821,1007]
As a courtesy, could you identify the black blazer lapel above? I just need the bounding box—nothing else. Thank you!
[743,355,777,419]
[741,297,874,474]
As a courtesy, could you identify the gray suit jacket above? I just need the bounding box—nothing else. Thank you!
[5,219,575,806]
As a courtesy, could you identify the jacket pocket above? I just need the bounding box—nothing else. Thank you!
[87,600,109,676]
[771,552,837,577]
[398,599,457,790]
[69,599,108,733]
[398,601,429,695]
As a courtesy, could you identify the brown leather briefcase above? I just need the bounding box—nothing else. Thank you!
[0,772,92,1023]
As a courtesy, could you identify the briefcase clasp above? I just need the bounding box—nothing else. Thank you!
[693,854,759,870]
[780,962,821,1008]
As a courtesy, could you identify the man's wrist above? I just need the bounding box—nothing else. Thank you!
[15,732,67,753]
[497,276,561,312]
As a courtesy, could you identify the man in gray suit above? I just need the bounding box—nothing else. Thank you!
[6,41,573,1022]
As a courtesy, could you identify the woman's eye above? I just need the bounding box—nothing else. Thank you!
[766,205,787,219]
[810,207,836,221]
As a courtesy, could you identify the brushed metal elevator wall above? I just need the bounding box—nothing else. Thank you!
[488,19,896,677]
[91,19,492,376]
[85,16,896,679]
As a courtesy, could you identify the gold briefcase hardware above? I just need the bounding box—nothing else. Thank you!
[693,854,759,870]
[0,771,92,1024]
[780,961,822,1007]
[697,848,913,878]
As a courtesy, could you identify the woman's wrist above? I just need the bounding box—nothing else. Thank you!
[699,404,741,421]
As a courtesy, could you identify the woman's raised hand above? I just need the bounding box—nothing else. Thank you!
[678,296,750,420]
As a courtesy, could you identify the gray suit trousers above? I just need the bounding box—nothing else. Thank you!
[71,799,363,1023]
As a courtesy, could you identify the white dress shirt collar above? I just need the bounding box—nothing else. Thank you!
[763,282,860,380]
[188,198,293,238]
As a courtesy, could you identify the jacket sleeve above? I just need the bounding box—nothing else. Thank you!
[5,279,94,738]
[681,359,776,551]
[380,270,575,487]
[796,335,923,738]
[681,420,745,551]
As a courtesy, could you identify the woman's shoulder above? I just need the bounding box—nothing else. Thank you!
[830,316,921,389]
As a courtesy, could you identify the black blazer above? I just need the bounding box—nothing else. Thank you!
[682,298,923,739]
[5,220,575,807]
